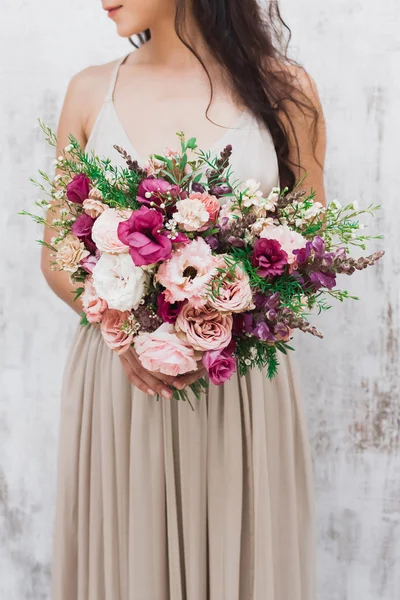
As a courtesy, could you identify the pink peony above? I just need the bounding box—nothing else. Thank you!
[208,257,255,313]
[66,173,91,205]
[117,205,172,266]
[188,191,220,223]
[134,323,198,377]
[260,224,307,265]
[91,208,131,254]
[202,348,237,385]
[100,309,134,355]
[81,277,108,324]
[176,303,233,352]
[155,238,217,308]
[252,238,288,277]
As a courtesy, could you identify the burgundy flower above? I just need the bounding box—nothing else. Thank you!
[252,238,288,277]
[72,213,95,238]
[66,173,90,205]
[309,270,336,290]
[232,313,245,335]
[157,292,184,324]
[71,213,96,254]
[202,349,237,385]
[192,182,205,193]
[137,177,182,212]
[117,205,172,266]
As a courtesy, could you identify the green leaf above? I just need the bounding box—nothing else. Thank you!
[80,312,90,327]
[192,173,203,184]
[73,287,85,302]
[186,137,197,150]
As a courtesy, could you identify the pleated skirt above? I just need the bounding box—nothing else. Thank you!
[51,323,315,600]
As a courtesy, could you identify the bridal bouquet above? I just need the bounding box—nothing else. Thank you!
[22,119,384,405]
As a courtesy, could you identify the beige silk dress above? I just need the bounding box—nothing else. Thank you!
[51,52,316,600]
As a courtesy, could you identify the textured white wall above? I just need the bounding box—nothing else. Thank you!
[0,0,398,598]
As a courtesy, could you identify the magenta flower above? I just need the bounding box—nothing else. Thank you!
[202,348,237,385]
[157,292,184,324]
[117,205,172,266]
[252,238,288,277]
[137,177,182,211]
[66,174,90,204]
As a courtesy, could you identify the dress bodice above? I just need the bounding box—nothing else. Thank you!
[85,51,280,195]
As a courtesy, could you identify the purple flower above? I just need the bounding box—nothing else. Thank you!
[137,177,182,212]
[71,213,96,253]
[66,174,90,205]
[202,349,236,385]
[253,321,276,342]
[117,205,172,266]
[309,270,336,290]
[209,185,231,198]
[192,182,205,193]
[252,238,288,277]
[157,292,184,324]
[204,235,220,250]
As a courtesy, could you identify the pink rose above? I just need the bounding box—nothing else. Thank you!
[117,205,172,266]
[202,348,237,385]
[134,323,198,377]
[82,277,108,324]
[100,309,133,355]
[208,257,255,313]
[91,208,131,254]
[176,303,232,351]
[189,191,220,223]
[155,238,217,308]
[66,173,91,205]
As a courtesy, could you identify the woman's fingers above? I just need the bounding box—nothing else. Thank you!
[120,351,174,399]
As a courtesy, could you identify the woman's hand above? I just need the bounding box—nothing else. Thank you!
[119,348,207,398]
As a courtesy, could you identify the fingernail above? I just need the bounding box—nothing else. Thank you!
[174,381,184,390]
[147,389,156,396]
[162,389,172,399]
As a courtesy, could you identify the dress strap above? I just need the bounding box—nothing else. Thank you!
[105,51,132,102]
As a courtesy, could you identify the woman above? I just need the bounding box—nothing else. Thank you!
[42,0,326,598]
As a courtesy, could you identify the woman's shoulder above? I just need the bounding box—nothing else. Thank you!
[66,54,124,101]
[268,58,320,102]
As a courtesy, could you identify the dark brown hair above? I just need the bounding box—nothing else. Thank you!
[129,0,320,189]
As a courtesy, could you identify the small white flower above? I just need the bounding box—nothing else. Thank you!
[54,174,62,182]
[64,144,74,152]
[331,199,342,210]
[53,189,65,200]
[57,155,64,162]
[352,201,359,211]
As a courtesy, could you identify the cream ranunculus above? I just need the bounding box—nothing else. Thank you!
[92,253,149,311]
[172,198,210,232]
[55,234,89,273]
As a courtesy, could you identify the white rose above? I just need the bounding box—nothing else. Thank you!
[91,208,132,254]
[92,253,149,311]
[173,199,210,232]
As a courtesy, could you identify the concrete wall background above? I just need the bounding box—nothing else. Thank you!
[0,0,398,598]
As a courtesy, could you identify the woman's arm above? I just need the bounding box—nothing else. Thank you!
[41,70,91,314]
[41,67,185,398]
[279,66,327,206]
